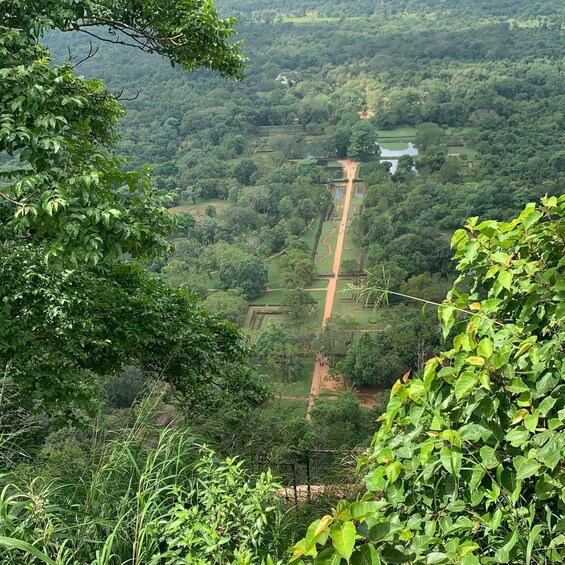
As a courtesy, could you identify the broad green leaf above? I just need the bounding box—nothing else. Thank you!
[315,548,343,565]
[0,537,56,565]
[290,540,307,562]
[497,270,513,290]
[538,396,556,416]
[350,501,386,521]
[368,522,391,542]
[390,380,403,398]
[479,371,491,390]
[314,515,334,539]
[514,456,540,480]
[526,524,543,565]
[465,356,485,367]
[450,229,467,248]
[439,446,462,475]
[461,555,480,565]
[524,414,538,432]
[423,358,439,389]
[385,461,403,483]
[407,379,426,403]
[440,429,461,448]
[511,409,529,425]
[351,544,381,565]
[506,428,529,447]
[494,530,519,563]
[455,372,478,400]
[536,434,565,469]
[523,209,543,229]
[379,546,413,564]
[514,341,534,358]
[331,522,356,561]
[555,301,565,320]
[479,446,498,469]
[439,305,456,338]
[464,240,480,261]
[426,553,449,564]
[477,338,493,358]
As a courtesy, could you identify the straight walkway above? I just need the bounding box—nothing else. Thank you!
[307,160,358,419]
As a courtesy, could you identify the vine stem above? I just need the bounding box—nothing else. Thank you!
[343,282,504,327]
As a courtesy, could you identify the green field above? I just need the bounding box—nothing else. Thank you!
[302,216,320,252]
[308,279,329,290]
[446,146,478,161]
[377,127,417,140]
[315,221,339,274]
[260,358,314,397]
[312,291,328,326]
[249,289,284,306]
[260,397,308,419]
[378,141,413,150]
[168,198,231,221]
[244,290,327,332]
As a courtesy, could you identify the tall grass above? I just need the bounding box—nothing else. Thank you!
[0,394,286,564]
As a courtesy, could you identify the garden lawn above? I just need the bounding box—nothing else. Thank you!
[168,199,230,221]
[260,358,315,398]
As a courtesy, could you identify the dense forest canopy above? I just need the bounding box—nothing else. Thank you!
[1,0,565,562]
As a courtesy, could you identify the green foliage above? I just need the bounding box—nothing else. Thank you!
[339,332,403,388]
[256,323,306,382]
[339,308,440,388]
[203,288,248,325]
[0,0,258,433]
[0,28,175,264]
[414,123,445,152]
[7,0,245,76]
[0,426,284,564]
[282,289,316,321]
[0,246,267,426]
[348,122,380,161]
[280,248,316,288]
[314,316,359,364]
[292,195,565,563]
[219,253,268,299]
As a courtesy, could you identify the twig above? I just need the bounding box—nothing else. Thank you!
[0,191,26,206]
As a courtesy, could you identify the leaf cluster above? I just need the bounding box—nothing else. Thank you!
[292,195,565,563]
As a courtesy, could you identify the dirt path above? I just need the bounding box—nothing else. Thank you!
[315,226,336,265]
[307,160,358,420]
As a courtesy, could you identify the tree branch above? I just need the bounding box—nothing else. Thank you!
[0,191,27,207]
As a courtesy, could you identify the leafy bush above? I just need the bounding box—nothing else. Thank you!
[0,427,285,564]
[291,196,565,563]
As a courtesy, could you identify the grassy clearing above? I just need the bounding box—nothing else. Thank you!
[260,397,308,419]
[377,127,417,139]
[309,279,329,290]
[312,291,328,326]
[266,254,284,287]
[303,218,320,253]
[261,358,314,398]
[168,199,230,221]
[333,299,388,328]
[316,222,339,275]
[340,234,360,266]
[379,141,412,150]
[249,290,284,305]
[446,146,478,161]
